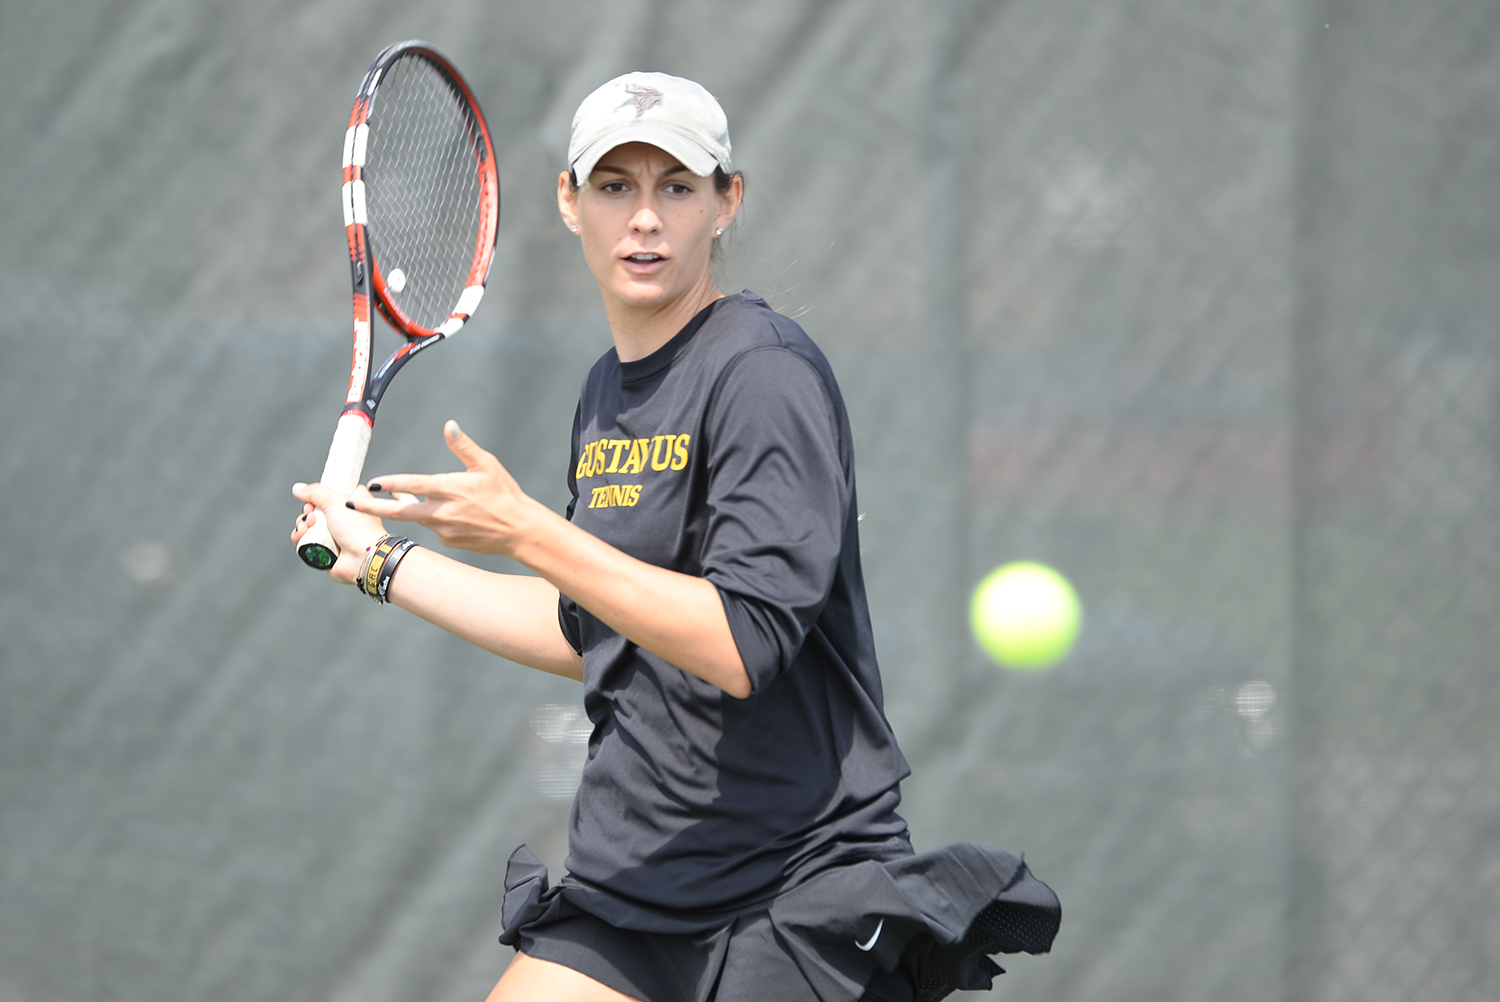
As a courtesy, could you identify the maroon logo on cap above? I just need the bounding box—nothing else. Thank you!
[619,84,663,118]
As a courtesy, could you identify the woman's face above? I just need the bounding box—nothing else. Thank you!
[558,142,740,314]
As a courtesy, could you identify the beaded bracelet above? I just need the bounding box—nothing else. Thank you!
[374,537,419,605]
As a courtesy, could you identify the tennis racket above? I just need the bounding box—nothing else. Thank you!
[297,40,500,570]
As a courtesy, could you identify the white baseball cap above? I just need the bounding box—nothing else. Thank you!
[568,72,732,183]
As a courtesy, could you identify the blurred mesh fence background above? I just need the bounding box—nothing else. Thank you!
[1,1,1496,1001]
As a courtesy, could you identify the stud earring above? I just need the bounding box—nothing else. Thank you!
[570,225,579,233]
[715,228,724,237]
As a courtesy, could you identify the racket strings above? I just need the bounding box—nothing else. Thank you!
[364,55,486,331]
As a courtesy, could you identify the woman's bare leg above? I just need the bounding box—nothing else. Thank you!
[485,952,640,1002]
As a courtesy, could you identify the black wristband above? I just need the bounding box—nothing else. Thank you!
[374,538,419,605]
[362,535,405,602]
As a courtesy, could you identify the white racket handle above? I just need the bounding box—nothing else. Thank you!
[296,412,373,569]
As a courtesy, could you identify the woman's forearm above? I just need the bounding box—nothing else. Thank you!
[338,423,749,696]
[386,546,584,681]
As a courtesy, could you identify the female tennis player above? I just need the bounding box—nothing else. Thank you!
[292,72,1057,1002]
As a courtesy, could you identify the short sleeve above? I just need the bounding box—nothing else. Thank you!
[701,347,850,694]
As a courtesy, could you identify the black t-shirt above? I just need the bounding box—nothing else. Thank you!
[557,292,912,916]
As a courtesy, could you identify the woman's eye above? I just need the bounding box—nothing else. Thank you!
[602,181,628,193]
[665,183,692,195]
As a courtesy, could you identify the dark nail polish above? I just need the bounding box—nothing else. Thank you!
[345,501,356,509]
[369,482,383,492]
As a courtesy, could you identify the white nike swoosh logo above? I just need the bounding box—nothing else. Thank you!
[855,918,884,952]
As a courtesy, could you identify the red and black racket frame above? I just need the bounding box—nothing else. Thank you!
[340,40,500,431]
[296,40,498,571]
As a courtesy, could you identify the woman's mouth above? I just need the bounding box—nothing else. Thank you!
[622,252,666,273]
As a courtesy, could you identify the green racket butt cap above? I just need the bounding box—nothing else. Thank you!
[299,542,337,570]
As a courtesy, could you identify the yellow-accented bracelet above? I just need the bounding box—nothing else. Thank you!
[355,533,392,595]
[361,535,404,602]
[374,537,419,605]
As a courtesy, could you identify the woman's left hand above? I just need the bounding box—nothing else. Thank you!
[348,420,543,557]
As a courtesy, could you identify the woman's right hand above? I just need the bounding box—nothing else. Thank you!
[291,482,388,585]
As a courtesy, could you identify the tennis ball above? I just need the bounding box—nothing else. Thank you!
[970,562,1081,670]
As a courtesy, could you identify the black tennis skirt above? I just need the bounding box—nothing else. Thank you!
[498,842,1060,1002]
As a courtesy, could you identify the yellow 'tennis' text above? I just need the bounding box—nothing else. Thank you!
[576,434,691,479]
[588,484,643,509]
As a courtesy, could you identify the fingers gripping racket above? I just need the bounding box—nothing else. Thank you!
[297,41,500,570]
